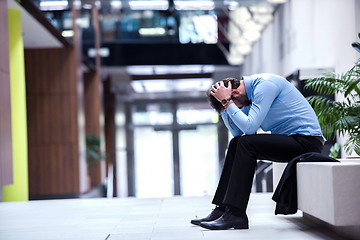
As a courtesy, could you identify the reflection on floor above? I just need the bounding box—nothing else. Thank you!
[0,193,347,240]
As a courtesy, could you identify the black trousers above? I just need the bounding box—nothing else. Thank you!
[212,134,324,211]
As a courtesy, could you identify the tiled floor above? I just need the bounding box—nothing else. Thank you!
[0,193,347,240]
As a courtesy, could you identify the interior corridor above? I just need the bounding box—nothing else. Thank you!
[0,193,347,240]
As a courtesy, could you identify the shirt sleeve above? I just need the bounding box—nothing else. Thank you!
[220,109,244,137]
[226,80,280,135]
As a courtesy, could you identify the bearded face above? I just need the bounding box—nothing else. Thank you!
[232,93,251,108]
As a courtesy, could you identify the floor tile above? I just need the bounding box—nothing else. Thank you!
[0,193,348,240]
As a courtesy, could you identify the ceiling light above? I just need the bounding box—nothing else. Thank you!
[241,20,264,32]
[39,0,68,11]
[175,0,214,10]
[155,65,215,74]
[192,15,218,44]
[82,4,92,9]
[61,30,73,37]
[224,0,239,10]
[127,66,154,75]
[227,54,244,65]
[175,78,213,92]
[76,17,90,28]
[232,7,251,24]
[143,80,171,93]
[131,78,213,93]
[88,48,110,58]
[127,65,215,75]
[253,13,273,25]
[139,28,166,36]
[250,4,273,14]
[131,82,145,93]
[129,0,168,10]
[235,44,252,55]
[237,37,251,45]
[111,0,122,10]
[72,0,81,9]
[143,10,155,18]
[243,31,261,42]
[94,0,101,8]
[267,0,288,3]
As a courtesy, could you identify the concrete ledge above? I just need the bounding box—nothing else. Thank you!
[273,159,360,239]
[297,160,360,226]
[272,162,287,189]
[303,212,360,240]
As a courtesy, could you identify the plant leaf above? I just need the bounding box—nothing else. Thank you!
[352,42,360,53]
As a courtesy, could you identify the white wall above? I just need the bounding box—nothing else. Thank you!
[243,0,359,76]
[357,0,360,34]
[242,0,360,157]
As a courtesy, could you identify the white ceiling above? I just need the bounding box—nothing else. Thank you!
[7,0,63,49]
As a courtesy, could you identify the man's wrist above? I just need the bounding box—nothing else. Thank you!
[221,96,232,106]
[223,100,233,109]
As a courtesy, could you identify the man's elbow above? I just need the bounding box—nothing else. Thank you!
[242,127,258,135]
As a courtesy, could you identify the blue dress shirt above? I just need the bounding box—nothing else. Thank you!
[221,73,324,137]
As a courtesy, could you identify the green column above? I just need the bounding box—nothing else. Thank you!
[2,9,29,201]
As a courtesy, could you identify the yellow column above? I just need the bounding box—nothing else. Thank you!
[2,9,29,201]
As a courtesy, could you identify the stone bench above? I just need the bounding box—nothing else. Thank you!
[273,159,360,239]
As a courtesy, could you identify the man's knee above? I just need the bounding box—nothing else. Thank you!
[228,136,241,149]
[236,135,257,152]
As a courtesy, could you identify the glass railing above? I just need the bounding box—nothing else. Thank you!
[28,0,282,65]
[30,0,223,44]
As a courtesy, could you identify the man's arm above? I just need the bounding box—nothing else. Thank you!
[220,110,244,137]
[226,81,279,134]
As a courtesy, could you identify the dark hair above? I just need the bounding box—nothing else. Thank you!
[206,77,241,113]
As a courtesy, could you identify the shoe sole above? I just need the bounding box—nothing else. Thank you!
[199,223,249,230]
[190,220,201,226]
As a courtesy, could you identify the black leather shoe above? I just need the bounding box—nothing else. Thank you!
[191,207,225,226]
[199,210,249,230]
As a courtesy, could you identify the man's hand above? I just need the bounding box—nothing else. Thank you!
[210,81,232,102]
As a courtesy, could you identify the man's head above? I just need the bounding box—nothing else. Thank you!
[207,77,250,112]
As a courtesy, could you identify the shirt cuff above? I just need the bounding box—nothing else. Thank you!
[225,102,239,114]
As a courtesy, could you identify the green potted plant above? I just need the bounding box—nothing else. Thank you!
[304,33,360,156]
[86,134,105,167]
